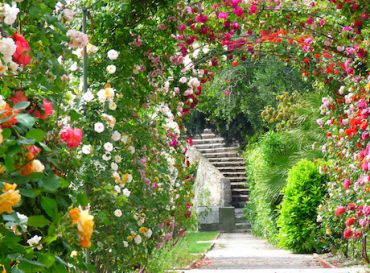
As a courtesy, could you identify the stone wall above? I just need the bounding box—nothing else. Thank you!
[187,148,233,231]
[187,148,231,207]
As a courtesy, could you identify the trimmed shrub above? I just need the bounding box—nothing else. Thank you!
[277,159,326,253]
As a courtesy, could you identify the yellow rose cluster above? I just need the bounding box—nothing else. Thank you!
[0,183,21,214]
[69,207,94,248]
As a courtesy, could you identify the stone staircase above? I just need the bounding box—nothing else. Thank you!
[192,129,250,232]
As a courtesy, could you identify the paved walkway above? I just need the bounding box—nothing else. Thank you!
[179,233,367,273]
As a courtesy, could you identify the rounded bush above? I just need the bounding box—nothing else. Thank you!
[277,159,326,253]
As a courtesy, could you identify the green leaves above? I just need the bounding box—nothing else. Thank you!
[277,159,326,253]
[28,215,50,228]
[40,175,62,193]
[41,197,59,221]
[16,114,36,128]
[13,101,31,111]
[26,129,45,142]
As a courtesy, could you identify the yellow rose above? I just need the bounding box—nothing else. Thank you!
[0,184,21,214]
[77,209,94,248]
[139,227,148,234]
[326,228,332,236]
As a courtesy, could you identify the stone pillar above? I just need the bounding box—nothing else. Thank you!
[221,178,232,207]
[219,207,235,233]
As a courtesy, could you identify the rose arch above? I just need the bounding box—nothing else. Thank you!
[0,0,368,272]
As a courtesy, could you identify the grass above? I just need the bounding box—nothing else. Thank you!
[146,231,219,272]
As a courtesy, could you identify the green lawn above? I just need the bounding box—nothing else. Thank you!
[146,231,219,272]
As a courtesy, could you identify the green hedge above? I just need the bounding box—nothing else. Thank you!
[244,131,299,243]
[277,159,326,253]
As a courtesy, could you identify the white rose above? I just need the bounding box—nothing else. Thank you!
[114,185,121,193]
[121,134,129,144]
[106,65,116,74]
[16,212,28,222]
[27,235,43,250]
[126,174,133,183]
[4,3,20,25]
[9,61,19,72]
[102,153,111,161]
[114,155,122,163]
[0,37,17,62]
[111,162,118,171]
[111,131,121,142]
[83,91,94,102]
[70,62,78,72]
[87,44,99,54]
[144,229,152,238]
[109,101,117,110]
[122,188,131,197]
[134,235,142,245]
[128,146,135,154]
[123,241,129,247]
[114,209,122,217]
[107,49,119,60]
[81,144,92,155]
[94,122,105,133]
[62,9,74,22]
[104,142,113,152]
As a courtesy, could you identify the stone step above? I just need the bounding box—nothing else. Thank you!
[203,128,213,134]
[212,161,245,167]
[232,188,249,195]
[230,184,250,190]
[208,157,244,163]
[192,137,224,145]
[235,214,248,224]
[200,133,218,139]
[235,222,251,230]
[230,182,247,188]
[217,166,246,172]
[202,152,239,158]
[232,201,246,208]
[235,208,244,215]
[193,143,225,149]
[228,176,247,181]
[223,172,246,177]
[197,147,239,154]
[232,195,249,202]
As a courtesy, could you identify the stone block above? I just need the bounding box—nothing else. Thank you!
[219,207,235,233]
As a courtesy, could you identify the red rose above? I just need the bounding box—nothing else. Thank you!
[12,33,32,66]
[347,203,356,211]
[60,128,83,148]
[345,217,355,227]
[343,229,353,239]
[335,206,346,216]
[34,99,54,120]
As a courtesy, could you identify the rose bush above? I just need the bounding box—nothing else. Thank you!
[0,0,369,272]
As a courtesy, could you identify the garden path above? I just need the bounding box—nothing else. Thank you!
[178,233,366,273]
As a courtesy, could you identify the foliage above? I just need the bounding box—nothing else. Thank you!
[185,56,311,145]
[244,91,325,243]
[0,0,369,271]
[277,159,327,253]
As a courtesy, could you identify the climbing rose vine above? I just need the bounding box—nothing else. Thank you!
[0,0,369,272]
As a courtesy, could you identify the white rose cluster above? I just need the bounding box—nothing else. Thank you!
[0,2,21,25]
[106,49,119,75]
[66,29,88,49]
[0,35,19,75]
